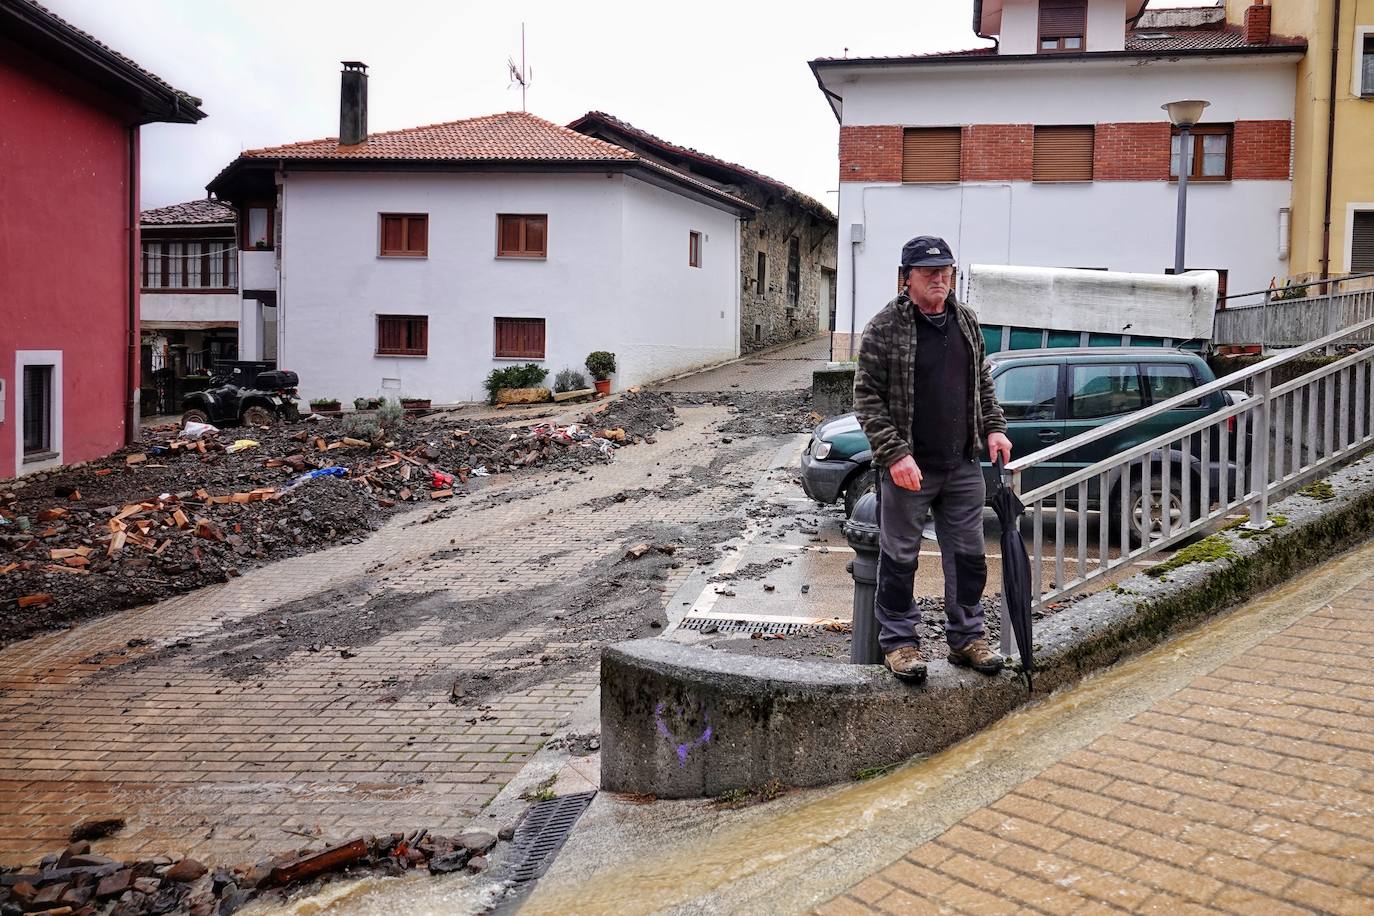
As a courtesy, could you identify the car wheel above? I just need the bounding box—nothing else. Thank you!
[241,405,274,427]
[844,467,877,518]
[1112,472,1188,547]
[181,408,210,426]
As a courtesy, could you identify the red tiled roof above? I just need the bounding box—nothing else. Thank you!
[1124,24,1305,53]
[241,111,637,162]
[568,111,834,219]
[220,110,754,212]
[141,199,236,225]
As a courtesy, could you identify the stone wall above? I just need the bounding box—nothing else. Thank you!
[738,196,838,353]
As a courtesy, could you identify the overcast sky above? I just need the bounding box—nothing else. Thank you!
[48,0,1214,213]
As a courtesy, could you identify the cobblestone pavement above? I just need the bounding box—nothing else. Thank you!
[822,561,1374,915]
[656,334,833,392]
[0,403,789,867]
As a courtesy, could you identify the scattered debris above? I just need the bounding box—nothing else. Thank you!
[1,400,678,645]
[68,818,126,843]
[0,832,501,916]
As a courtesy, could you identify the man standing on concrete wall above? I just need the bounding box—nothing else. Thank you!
[853,236,1012,684]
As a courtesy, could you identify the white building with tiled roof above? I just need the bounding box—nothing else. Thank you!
[208,65,755,404]
[811,0,1307,355]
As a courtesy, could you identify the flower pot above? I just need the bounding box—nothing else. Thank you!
[594,378,612,396]
[401,398,431,412]
[311,401,342,414]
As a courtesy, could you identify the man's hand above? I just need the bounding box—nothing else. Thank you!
[987,432,1013,465]
[890,455,923,491]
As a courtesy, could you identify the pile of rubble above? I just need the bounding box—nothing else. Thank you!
[1,396,678,645]
[0,830,499,916]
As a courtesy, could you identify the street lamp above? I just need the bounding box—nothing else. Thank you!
[1163,99,1210,277]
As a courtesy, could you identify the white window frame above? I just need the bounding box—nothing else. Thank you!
[1346,202,1374,272]
[1352,26,1374,98]
[14,350,63,475]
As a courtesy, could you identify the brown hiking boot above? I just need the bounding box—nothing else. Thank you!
[948,637,1004,675]
[884,646,927,683]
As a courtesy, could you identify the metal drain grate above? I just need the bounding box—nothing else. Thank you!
[505,791,596,883]
[678,617,820,636]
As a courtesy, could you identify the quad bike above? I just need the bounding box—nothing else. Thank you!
[180,368,301,428]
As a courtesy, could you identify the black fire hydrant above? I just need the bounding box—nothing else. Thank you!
[844,491,882,664]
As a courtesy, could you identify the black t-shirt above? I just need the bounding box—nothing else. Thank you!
[910,307,972,470]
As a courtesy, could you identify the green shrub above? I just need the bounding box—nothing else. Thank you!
[483,364,549,404]
[376,401,406,432]
[553,368,588,393]
[585,351,616,381]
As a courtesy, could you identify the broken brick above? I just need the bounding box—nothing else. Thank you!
[96,870,134,899]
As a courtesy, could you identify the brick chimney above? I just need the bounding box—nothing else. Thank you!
[1244,2,1271,46]
[339,61,368,146]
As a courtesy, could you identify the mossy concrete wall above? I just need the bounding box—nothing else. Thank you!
[600,453,1374,798]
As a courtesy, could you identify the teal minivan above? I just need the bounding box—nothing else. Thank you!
[800,348,1246,543]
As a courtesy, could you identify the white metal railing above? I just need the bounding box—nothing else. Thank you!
[1214,279,1374,349]
[1002,316,1374,622]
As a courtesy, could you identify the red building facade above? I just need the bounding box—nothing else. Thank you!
[0,0,203,479]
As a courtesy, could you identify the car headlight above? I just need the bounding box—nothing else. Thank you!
[812,439,832,460]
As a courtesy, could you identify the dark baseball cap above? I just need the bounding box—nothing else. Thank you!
[900,235,956,269]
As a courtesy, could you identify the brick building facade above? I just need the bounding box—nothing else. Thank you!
[840,120,1293,183]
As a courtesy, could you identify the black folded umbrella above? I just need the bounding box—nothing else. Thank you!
[991,459,1034,690]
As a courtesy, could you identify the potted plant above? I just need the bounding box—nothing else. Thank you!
[310,396,342,414]
[400,396,431,413]
[585,351,617,396]
[353,396,382,411]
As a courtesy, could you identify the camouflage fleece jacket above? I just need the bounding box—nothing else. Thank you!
[853,292,1007,470]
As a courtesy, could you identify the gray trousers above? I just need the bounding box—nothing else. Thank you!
[875,459,988,653]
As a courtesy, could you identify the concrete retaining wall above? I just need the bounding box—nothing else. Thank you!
[811,365,856,420]
[601,453,1374,798]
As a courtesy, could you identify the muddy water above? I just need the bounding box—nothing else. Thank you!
[255,541,1374,915]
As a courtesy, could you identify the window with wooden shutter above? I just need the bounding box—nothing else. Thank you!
[902,128,961,183]
[497,214,548,258]
[1033,126,1094,181]
[494,317,546,359]
[689,231,702,268]
[1039,0,1086,50]
[379,214,428,257]
[376,315,428,356]
[1352,211,1374,272]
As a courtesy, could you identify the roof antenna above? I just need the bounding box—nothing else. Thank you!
[507,23,532,112]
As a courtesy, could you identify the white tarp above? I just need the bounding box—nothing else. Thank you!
[965,264,1216,341]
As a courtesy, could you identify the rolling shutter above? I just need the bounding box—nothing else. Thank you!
[1040,0,1087,38]
[1032,126,1094,181]
[1352,211,1374,272]
[902,128,962,182]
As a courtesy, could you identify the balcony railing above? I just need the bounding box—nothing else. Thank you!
[1213,273,1374,349]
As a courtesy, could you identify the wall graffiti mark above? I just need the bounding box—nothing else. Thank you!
[654,701,712,766]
